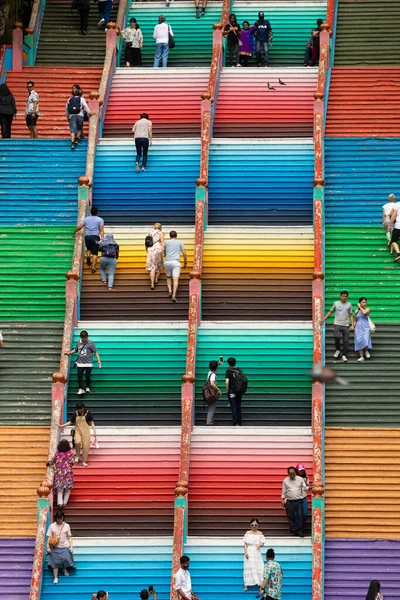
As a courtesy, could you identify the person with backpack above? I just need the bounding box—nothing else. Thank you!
[145,222,164,290]
[74,205,105,273]
[65,86,90,150]
[99,233,119,291]
[153,15,173,68]
[225,357,247,426]
[204,360,222,425]
[0,83,17,138]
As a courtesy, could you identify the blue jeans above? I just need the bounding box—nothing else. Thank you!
[256,40,269,65]
[98,0,112,25]
[100,256,117,287]
[154,42,169,68]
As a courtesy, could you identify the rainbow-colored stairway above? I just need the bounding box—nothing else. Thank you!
[324,1,400,598]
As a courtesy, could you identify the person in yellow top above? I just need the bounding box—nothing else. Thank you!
[59,401,97,467]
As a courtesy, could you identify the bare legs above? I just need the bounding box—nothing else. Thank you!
[167,276,179,301]
[149,268,160,289]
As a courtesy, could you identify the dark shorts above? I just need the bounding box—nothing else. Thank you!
[26,114,38,127]
[391,228,400,244]
[85,235,100,255]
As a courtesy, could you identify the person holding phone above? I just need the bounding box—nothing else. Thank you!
[205,360,222,426]
[140,586,158,600]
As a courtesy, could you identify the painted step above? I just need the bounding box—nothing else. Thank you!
[325,226,400,322]
[35,2,118,65]
[0,427,49,536]
[103,68,208,137]
[0,227,74,321]
[4,67,102,137]
[195,324,312,426]
[93,140,198,223]
[121,2,221,67]
[230,2,326,66]
[40,538,172,600]
[0,322,63,425]
[66,323,187,425]
[0,538,35,600]
[208,140,314,225]
[0,140,86,226]
[186,537,312,600]
[334,0,400,66]
[325,138,400,225]
[325,324,400,427]
[79,226,194,320]
[214,68,318,137]
[326,67,400,137]
[60,428,180,536]
[202,228,314,321]
[188,427,312,536]
[325,428,400,538]
[325,539,400,600]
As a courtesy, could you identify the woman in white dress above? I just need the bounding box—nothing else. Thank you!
[243,518,266,591]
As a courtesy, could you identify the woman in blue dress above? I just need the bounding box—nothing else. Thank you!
[354,297,372,362]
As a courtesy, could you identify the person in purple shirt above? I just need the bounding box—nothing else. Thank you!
[239,21,254,66]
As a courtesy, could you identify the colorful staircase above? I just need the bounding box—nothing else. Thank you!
[201,228,314,320]
[0,139,87,225]
[35,0,118,66]
[188,427,312,536]
[186,538,312,600]
[62,428,180,536]
[324,1,400,598]
[3,67,102,137]
[195,324,313,426]
[103,69,208,137]
[0,538,36,600]
[79,226,194,319]
[66,324,187,425]
[208,141,314,224]
[93,141,199,223]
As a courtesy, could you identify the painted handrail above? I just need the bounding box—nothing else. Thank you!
[28,4,129,597]
[23,0,46,65]
[311,20,331,600]
[170,2,231,595]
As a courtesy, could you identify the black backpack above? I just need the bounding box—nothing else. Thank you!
[230,368,248,395]
[145,234,154,248]
[68,96,81,115]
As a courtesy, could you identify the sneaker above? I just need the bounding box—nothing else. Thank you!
[165,0,170,5]
[82,461,88,467]
[85,387,91,393]
[74,456,79,463]
[81,30,87,35]
[86,256,91,266]
[236,63,242,67]
[54,578,59,584]
[365,350,371,359]
[70,143,75,150]
[75,137,80,144]
[195,8,200,18]
[97,18,105,26]
[394,254,400,262]
[77,388,85,395]
[342,355,348,362]
[333,350,340,359]
[357,357,365,362]
[63,568,69,576]
[201,7,205,14]
[135,163,140,172]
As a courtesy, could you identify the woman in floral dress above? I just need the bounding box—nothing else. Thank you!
[47,439,74,508]
[146,222,164,290]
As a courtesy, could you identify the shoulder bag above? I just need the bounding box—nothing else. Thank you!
[73,341,89,369]
[168,25,175,49]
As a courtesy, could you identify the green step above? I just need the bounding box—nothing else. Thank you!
[325,226,400,322]
[325,324,400,427]
[0,322,63,425]
[0,227,74,321]
[232,3,326,65]
[195,325,312,426]
[66,326,188,425]
[123,3,222,66]
[335,0,400,66]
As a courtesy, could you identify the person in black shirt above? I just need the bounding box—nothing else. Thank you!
[223,14,241,67]
[225,356,244,426]
[252,12,273,67]
[309,18,324,66]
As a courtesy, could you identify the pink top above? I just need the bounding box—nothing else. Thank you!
[47,522,72,548]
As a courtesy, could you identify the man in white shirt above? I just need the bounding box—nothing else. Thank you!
[389,200,400,262]
[174,555,200,600]
[25,81,39,138]
[153,15,174,68]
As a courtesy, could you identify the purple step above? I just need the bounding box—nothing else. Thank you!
[325,539,400,599]
[0,538,35,600]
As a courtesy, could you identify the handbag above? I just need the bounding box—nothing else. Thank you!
[48,524,64,548]
[368,316,376,333]
[90,435,99,449]
[73,341,89,369]
[168,25,175,49]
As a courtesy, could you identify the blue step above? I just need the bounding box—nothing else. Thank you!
[0,139,87,226]
[325,138,400,225]
[208,141,314,225]
[92,140,199,224]
[40,540,172,600]
[185,538,312,600]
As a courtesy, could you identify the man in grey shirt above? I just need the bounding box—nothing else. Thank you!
[281,466,307,537]
[322,290,354,362]
[164,230,187,303]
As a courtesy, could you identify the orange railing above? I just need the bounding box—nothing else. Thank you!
[28,4,128,599]
[170,1,231,593]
